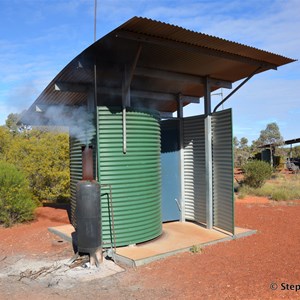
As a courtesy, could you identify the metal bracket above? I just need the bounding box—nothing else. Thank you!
[175,198,182,212]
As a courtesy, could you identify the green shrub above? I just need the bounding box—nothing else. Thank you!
[5,130,70,203]
[242,160,273,188]
[0,161,37,227]
[238,173,300,201]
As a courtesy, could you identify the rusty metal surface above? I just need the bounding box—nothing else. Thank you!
[81,145,94,181]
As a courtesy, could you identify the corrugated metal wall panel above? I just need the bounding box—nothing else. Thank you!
[211,109,234,234]
[183,115,206,223]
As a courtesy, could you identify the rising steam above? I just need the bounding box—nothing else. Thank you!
[27,105,96,145]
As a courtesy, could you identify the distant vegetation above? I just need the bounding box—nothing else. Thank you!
[238,174,300,201]
[242,160,273,188]
[0,114,70,226]
[4,128,70,202]
[235,122,300,201]
[234,122,286,169]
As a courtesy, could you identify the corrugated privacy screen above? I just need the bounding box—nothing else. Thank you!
[183,110,234,234]
[183,115,206,224]
[211,109,234,234]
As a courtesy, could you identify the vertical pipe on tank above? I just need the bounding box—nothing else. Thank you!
[122,108,127,154]
[177,94,185,222]
[121,45,142,155]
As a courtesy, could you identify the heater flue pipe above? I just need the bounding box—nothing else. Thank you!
[82,145,94,181]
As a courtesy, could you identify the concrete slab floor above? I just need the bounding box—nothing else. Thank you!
[48,222,256,267]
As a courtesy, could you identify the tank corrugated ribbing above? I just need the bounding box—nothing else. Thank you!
[98,106,162,247]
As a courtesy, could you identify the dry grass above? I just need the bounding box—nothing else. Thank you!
[238,173,300,201]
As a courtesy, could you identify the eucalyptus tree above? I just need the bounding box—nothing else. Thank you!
[255,122,284,167]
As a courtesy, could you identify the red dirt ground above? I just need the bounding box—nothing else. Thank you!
[0,206,72,259]
[1,198,300,299]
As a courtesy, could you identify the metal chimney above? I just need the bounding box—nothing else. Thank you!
[82,145,94,181]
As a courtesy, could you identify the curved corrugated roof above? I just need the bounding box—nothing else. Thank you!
[25,16,296,121]
[119,17,293,67]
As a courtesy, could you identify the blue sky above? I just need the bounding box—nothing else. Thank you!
[0,0,299,143]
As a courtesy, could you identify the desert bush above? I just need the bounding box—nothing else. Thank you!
[5,129,70,202]
[238,174,300,201]
[242,160,273,188]
[0,161,37,227]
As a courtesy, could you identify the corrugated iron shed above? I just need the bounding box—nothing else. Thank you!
[25,16,295,119]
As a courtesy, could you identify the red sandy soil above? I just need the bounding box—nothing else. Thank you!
[0,206,72,259]
[1,199,300,299]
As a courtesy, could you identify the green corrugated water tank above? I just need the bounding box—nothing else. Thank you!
[70,106,162,247]
[98,107,162,247]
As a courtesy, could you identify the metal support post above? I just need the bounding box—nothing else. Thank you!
[205,115,213,229]
[204,76,213,229]
[204,77,211,116]
[177,95,185,222]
